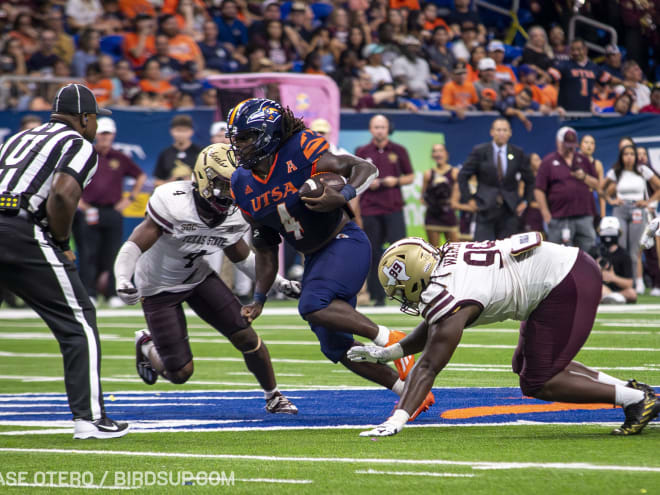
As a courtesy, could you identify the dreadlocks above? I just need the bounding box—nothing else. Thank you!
[280,106,307,144]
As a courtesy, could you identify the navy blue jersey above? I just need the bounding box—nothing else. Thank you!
[231,129,344,253]
[549,60,610,112]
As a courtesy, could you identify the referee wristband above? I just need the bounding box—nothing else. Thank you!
[340,184,357,202]
[253,292,268,304]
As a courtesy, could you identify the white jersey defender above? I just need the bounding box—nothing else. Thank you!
[419,232,579,325]
[137,181,249,296]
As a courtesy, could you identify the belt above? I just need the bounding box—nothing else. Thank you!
[0,209,30,220]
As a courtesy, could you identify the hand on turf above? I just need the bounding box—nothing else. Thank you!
[640,217,660,250]
[241,301,264,323]
[276,279,301,299]
[116,281,141,305]
[347,345,394,364]
[359,420,403,437]
[302,179,346,212]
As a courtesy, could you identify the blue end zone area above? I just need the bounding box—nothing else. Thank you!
[2,387,655,432]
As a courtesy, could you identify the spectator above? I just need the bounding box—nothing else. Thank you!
[466,44,486,83]
[199,87,218,107]
[19,114,42,130]
[515,64,548,106]
[122,13,156,69]
[355,114,414,306]
[592,80,617,113]
[153,114,202,186]
[602,144,660,289]
[72,117,146,307]
[248,0,282,40]
[286,1,314,47]
[488,40,517,83]
[214,0,248,49]
[362,43,392,86]
[440,63,478,118]
[254,20,300,72]
[519,152,545,235]
[160,13,205,70]
[26,29,60,76]
[85,62,115,107]
[421,143,460,245]
[118,0,156,19]
[579,134,606,220]
[170,61,207,105]
[622,60,650,109]
[420,3,450,34]
[72,28,101,78]
[308,27,335,74]
[174,0,210,42]
[66,0,103,32]
[446,0,486,42]
[424,26,455,83]
[600,44,624,80]
[613,91,636,115]
[115,58,140,102]
[343,25,368,62]
[548,24,569,60]
[549,39,615,112]
[45,8,75,65]
[98,55,123,103]
[147,34,182,80]
[458,118,533,241]
[476,87,497,111]
[376,22,401,68]
[473,57,500,101]
[522,26,554,73]
[640,83,660,114]
[8,13,39,59]
[592,217,636,304]
[535,127,600,252]
[497,87,538,131]
[450,20,479,62]
[96,0,124,35]
[199,19,239,73]
[139,59,177,105]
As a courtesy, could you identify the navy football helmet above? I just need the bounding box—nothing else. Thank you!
[226,98,284,169]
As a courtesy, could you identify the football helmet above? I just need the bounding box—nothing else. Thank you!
[226,98,284,169]
[378,237,441,315]
[193,143,236,215]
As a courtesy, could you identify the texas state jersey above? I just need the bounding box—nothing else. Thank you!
[418,233,579,326]
[136,181,249,296]
[231,129,343,254]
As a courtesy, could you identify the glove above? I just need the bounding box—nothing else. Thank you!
[640,217,660,250]
[359,420,403,437]
[276,279,301,299]
[116,280,141,305]
[347,345,397,364]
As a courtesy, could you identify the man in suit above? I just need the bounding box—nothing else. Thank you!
[458,118,534,241]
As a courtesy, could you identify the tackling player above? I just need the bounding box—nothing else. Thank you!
[113,143,298,414]
[350,232,660,437]
[227,98,434,420]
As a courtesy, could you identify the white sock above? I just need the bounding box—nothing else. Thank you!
[614,385,644,408]
[597,372,627,387]
[389,409,410,427]
[373,325,390,347]
[264,387,278,400]
[392,379,404,396]
[141,340,154,358]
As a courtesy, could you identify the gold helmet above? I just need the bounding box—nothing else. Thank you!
[378,237,441,315]
[193,143,237,214]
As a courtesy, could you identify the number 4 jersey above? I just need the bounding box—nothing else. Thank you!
[419,233,579,326]
[135,181,249,296]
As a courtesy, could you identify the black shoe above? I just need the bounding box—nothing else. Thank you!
[265,392,298,414]
[612,394,660,436]
[135,329,158,385]
[626,379,657,398]
[74,416,129,439]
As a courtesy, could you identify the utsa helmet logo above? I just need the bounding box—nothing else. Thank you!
[247,106,282,124]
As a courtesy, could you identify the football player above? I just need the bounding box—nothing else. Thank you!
[227,98,434,420]
[113,143,298,414]
[349,233,660,436]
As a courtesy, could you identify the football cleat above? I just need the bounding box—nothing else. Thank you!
[626,379,657,398]
[359,420,403,437]
[611,393,660,436]
[265,392,298,414]
[135,330,158,385]
[73,416,129,439]
[387,330,415,380]
[409,391,435,421]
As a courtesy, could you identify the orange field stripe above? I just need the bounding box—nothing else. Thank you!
[441,402,616,419]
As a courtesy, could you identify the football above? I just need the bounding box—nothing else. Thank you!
[298,172,347,198]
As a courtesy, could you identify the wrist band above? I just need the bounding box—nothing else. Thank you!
[253,292,267,304]
[340,184,356,202]
[54,237,70,251]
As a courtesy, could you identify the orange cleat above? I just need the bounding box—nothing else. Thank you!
[387,330,415,380]
[409,391,435,421]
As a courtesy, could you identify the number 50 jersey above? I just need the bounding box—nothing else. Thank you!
[419,233,579,326]
[135,181,249,297]
[230,129,343,254]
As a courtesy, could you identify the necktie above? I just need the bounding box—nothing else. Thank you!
[496,148,504,183]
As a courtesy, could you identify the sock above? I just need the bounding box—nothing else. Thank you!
[597,372,627,387]
[389,409,410,427]
[392,379,404,396]
[264,387,278,400]
[373,325,390,346]
[614,385,644,408]
[141,340,154,358]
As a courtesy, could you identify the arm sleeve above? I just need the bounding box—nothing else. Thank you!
[113,241,142,285]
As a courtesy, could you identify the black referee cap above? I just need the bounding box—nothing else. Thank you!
[53,84,112,116]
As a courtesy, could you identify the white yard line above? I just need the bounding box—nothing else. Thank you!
[1,448,660,473]
[355,469,474,478]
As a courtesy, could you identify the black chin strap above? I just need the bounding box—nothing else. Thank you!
[192,188,226,228]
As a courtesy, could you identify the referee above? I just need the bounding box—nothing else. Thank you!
[0,84,129,439]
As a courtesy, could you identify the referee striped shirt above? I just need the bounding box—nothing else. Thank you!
[0,120,98,226]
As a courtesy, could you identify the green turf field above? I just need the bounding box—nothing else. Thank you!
[0,299,659,493]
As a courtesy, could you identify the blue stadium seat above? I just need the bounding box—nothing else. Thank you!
[100,35,124,61]
[504,44,522,63]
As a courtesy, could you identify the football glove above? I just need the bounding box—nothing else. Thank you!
[359,420,403,437]
[116,281,141,305]
[640,217,660,250]
[275,279,301,299]
[347,345,399,364]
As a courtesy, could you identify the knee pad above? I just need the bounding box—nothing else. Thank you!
[230,328,261,354]
[519,377,542,397]
[166,362,193,384]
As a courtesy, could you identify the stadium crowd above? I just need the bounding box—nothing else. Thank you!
[0,0,659,114]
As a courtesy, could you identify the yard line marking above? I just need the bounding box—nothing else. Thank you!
[237,478,312,484]
[226,372,304,377]
[1,482,130,490]
[2,448,660,473]
[355,469,474,478]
